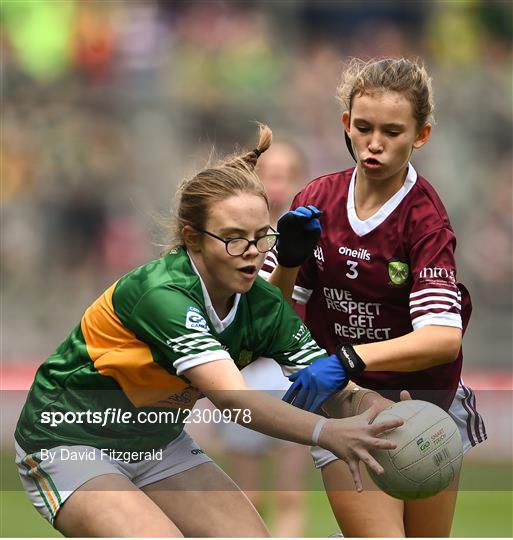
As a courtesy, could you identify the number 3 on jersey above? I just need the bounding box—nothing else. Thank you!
[346,260,359,279]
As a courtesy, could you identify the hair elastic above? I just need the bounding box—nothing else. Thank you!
[311,417,329,446]
[253,148,262,157]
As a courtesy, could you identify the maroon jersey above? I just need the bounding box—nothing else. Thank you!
[262,164,471,409]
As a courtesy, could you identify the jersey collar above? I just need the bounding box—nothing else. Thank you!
[187,253,241,333]
[347,162,418,237]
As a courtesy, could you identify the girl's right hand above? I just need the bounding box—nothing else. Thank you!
[319,402,403,492]
[276,205,322,267]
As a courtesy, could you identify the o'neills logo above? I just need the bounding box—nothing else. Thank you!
[338,246,371,261]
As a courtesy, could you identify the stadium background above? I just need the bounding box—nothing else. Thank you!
[1,0,511,537]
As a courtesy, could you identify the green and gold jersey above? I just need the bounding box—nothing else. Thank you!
[16,248,326,453]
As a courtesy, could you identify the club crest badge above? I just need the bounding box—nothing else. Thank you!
[388,260,410,286]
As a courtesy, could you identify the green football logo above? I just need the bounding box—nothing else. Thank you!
[388,260,410,286]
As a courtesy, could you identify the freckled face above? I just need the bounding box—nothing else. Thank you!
[343,91,431,186]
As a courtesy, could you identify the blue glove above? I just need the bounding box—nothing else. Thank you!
[276,205,322,267]
[283,354,348,412]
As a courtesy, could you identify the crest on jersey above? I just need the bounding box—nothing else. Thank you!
[388,260,410,286]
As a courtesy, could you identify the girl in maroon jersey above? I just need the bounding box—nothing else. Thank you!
[267,57,486,537]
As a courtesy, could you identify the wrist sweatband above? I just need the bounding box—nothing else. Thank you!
[311,417,329,446]
[336,343,367,375]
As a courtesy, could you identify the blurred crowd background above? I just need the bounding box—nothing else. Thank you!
[2,0,512,369]
[1,2,511,537]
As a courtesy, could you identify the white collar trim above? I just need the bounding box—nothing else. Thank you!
[188,253,241,333]
[347,163,418,237]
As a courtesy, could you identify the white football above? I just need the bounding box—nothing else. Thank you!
[366,400,463,500]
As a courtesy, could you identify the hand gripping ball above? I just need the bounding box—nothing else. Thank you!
[367,400,463,500]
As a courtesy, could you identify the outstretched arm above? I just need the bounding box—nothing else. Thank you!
[278,323,461,414]
[183,359,403,491]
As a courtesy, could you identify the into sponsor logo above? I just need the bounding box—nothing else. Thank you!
[419,267,456,282]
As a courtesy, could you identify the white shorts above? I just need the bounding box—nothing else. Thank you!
[15,431,212,524]
[311,380,487,469]
[218,357,294,454]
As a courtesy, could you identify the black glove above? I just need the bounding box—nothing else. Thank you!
[276,205,322,267]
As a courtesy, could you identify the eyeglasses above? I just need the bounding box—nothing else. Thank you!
[196,227,279,256]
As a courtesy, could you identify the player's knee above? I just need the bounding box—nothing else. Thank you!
[99,513,182,538]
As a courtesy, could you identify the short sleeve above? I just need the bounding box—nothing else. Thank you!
[259,248,315,305]
[409,228,462,330]
[130,287,231,375]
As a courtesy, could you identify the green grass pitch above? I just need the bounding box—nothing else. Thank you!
[1,449,511,537]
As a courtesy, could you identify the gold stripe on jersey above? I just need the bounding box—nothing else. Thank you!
[81,282,199,408]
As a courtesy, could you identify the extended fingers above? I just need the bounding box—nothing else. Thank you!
[347,459,363,492]
[372,436,397,450]
[359,450,385,476]
[370,417,403,435]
